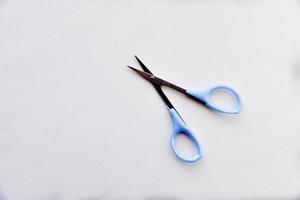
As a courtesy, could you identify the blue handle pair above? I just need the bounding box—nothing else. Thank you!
[169,84,241,163]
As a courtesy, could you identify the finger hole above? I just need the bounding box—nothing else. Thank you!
[209,88,237,110]
[174,132,198,158]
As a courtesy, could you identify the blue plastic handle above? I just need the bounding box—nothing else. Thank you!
[169,108,202,163]
[186,84,242,114]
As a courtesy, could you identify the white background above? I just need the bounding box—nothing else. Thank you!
[0,0,300,199]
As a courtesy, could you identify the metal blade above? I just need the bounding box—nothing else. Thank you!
[135,56,153,75]
[127,66,186,93]
[127,66,156,84]
[127,65,174,109]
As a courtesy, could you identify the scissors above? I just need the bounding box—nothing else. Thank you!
[128,56,242,163]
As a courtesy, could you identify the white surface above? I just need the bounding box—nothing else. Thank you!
[0,0,300,199]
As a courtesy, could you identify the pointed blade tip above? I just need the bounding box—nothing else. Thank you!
[134,55,141,62]
[127,65,138,71]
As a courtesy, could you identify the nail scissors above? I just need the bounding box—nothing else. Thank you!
[128,56,242,163]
